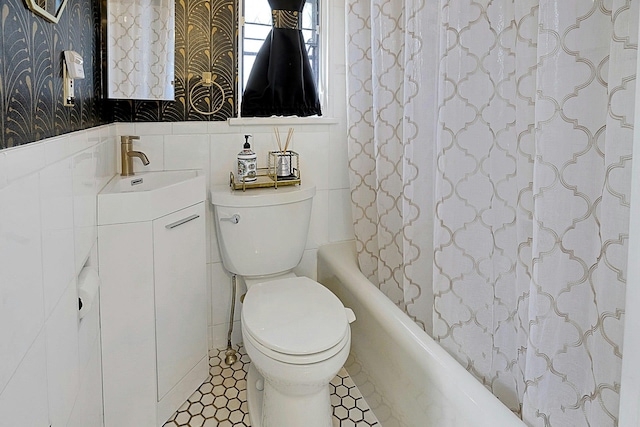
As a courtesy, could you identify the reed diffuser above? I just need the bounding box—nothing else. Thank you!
[273,127,295,178]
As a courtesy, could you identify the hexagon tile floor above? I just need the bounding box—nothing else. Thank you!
[163,344,381,427]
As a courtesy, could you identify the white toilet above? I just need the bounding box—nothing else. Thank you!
[210,184,355,427]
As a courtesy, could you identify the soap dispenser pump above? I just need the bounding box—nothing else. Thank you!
[237,134,257,182]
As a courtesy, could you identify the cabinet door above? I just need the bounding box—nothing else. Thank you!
[153,202,207,400]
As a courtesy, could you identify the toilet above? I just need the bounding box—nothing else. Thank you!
[210,184,355,427]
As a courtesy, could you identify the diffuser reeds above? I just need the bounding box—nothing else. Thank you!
[274,127,294,153]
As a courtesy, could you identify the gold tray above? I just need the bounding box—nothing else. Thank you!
[230,151,301,191]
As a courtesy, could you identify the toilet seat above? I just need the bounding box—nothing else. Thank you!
[242,277,350,363]
[243,323,350,365]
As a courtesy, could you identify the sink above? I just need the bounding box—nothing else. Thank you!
[105,170,198,193]
[98,170,206,225]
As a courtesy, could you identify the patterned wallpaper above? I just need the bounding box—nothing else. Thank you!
[0,0,106,149]
[110,0,237,122]
[0,0,237,150]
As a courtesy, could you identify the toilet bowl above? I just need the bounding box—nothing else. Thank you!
[210,184,355,426]
[242,277,353,427]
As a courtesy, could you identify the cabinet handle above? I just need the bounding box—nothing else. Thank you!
[165,214,200,229]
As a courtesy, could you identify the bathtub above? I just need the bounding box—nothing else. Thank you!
[317,241,527,427]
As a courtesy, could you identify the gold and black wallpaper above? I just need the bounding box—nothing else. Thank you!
[1,0,237,150]
[1,0,106,149]
[110,0,237,122]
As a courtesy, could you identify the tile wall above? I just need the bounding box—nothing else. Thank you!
[0,125,117,426]
[0,114,353,425]
[114,116,353,349]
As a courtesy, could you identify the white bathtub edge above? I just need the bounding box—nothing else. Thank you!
[318,240,525,426]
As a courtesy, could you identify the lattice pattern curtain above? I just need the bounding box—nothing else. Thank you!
[346,0,440,331]
[346,1,636,425]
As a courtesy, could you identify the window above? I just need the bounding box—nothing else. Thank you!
[240,0,320,94]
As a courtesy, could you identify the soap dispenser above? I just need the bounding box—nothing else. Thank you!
[237,135,257,182]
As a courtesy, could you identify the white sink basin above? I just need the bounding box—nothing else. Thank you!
[98,170,206,225]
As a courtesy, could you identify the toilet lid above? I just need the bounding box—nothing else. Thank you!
[242,277,349,356]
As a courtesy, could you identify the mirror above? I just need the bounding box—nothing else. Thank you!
[106,0,175,101]
[24,0,68,23]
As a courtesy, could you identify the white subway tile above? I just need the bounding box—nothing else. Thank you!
[289,130,330,190]
[5,142,46,181]
[77,291,100,373]
[206,263,213,328]
[66,130,90,156]
[131,135,164,173]
[164,134,210,171]
[103,122,117,139]
[43,135,72,165]
[328,125,350,189]
[210,262,236,326]
[245,131,276,158]
[308,189,329,249]
[40,158,76,318]
[0,333,49,426]
[293,248,318,280]
[115,122,135,137]
[0,152,7,190]
[208,325,215,351]
[45,282,80,427]
[329,188,355,242]
[135,122,173,135]
[329,4,347,68]
[86,127,102,148]
[96,138,117,191]
[209,203,221,264]
[212,320,242,351]
[203,202,213,266]
[67,336,103,427]
[210,135,242,186]
[0,174,45,393]
[208,121,240,134]
[173,121,209,135]
[72,147,98,275]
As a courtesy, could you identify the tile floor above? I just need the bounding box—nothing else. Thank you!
[163,344,381,426]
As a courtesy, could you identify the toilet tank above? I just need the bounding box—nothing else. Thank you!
[210,184,316,278]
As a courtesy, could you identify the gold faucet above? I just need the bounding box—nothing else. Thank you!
[120,135,150,176]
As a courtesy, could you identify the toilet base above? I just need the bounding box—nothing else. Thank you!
[246,364,264,427]
[246,363,333,427]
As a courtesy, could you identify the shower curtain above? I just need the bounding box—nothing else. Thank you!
[346,0,441,332]
[346,1,637,425]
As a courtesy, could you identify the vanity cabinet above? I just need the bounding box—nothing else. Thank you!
[98,201,207,427]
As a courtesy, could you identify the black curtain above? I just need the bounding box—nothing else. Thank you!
[241,0,322,117]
